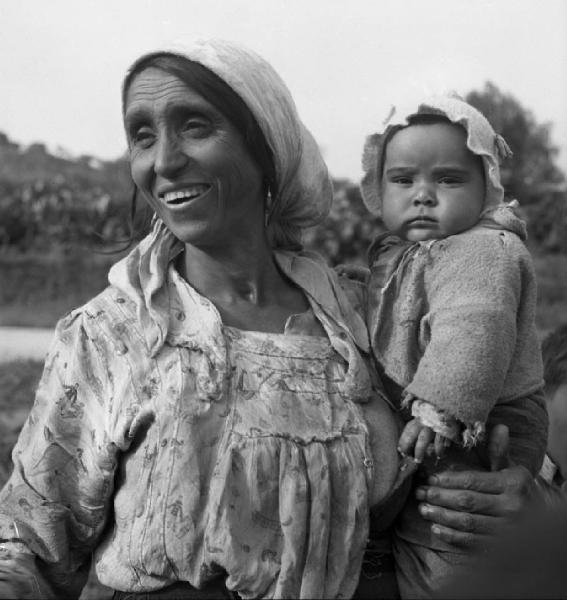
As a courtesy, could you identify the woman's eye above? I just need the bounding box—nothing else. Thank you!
[183,118,212,137]
[130,127,155,148]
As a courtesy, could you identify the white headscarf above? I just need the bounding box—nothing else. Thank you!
[124,38,332,249]
[360,94,513,216]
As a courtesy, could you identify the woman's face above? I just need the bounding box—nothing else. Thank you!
[124,67,264,248]
[380,122,485,242]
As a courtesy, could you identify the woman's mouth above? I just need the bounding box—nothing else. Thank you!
[161,185,211,206]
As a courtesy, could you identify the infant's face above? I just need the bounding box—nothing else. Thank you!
[380,122,485,242]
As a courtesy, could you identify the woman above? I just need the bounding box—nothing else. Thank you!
[0,39,538,599]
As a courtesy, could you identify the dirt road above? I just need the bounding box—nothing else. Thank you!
[0,327,54,363]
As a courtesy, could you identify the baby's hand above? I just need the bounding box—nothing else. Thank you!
[399,418,451,462]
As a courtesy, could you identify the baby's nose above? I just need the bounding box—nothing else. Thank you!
[412,187,436,206]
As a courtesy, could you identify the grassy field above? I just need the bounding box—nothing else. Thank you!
[0,249,122,327]
[1,249,566,330]
[0,360,43,484]
[532,252,567,334]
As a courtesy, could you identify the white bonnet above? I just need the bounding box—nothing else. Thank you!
[123,38,332,249]
[360,94,512,215]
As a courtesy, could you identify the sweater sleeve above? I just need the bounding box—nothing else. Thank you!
[0,309,120,598]
[405,232,530,430]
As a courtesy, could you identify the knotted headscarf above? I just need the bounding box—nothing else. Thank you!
[123,38,332,250]
[360,94,513,217]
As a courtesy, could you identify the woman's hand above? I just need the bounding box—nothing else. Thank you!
[414,424,535,548]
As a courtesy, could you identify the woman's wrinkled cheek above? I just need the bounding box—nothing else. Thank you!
[130,158,159,214]
[218,139,251,185]
[136,186,160,216]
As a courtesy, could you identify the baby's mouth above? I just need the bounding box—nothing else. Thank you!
[162,185,211,206]
[408,216,436,225]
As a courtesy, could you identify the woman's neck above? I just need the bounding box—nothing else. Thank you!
[177,237,309,333]
[178,234,282,304]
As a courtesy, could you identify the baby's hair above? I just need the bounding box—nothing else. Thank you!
[542,324,567,392]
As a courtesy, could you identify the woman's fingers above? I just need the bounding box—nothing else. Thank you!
[417,502,508,549]
[419,499,500,532]
[487,423,510,471]
[427,469,507,494]
[411,424,536,550]
[416,486,505,517]
[416,466,533,517]
[425,521,496,549]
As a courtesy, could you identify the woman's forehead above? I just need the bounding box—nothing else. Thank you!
[124,68,211,116]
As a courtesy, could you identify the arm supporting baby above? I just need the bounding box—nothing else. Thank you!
[415,423,539,548]
[400,234,547,548]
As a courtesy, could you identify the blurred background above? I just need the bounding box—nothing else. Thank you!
[0,1,566,595]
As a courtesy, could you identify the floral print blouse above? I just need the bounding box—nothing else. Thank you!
[0,224,401,599]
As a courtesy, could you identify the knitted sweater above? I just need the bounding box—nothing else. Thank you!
[367,215,544,442]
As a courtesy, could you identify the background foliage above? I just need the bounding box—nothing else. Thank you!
[0,82,565,330]
[0,79,565,600]
[466,83,567,253]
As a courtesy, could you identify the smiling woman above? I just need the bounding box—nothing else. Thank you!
[122,54,275,258]
[0,41,544,600]
[125,67,266,251]
[0,39,404,599]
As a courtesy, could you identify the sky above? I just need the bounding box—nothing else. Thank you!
[1,0,566,181]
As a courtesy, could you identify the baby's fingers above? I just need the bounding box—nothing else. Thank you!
[398,419,424,455]
[414,427,435,462]
[434,433,451,458]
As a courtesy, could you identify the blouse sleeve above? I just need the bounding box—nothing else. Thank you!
[0,309,120,597]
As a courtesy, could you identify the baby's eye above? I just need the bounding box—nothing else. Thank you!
[392,176,413,185]
[439,176,464,185]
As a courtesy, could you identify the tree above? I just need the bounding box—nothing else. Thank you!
[303,179,384,266]
[466,82,567,252]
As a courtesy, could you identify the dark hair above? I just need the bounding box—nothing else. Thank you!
[542,324,567,393]
[122,52,275,191]
[380,113,485,182]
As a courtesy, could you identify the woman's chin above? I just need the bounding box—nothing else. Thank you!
[162,220,211,246]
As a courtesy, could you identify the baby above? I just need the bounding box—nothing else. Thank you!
[359,95,546,597]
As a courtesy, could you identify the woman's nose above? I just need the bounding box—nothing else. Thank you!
[154,134,189,178]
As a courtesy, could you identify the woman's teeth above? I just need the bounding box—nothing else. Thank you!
[163,186,209,205]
